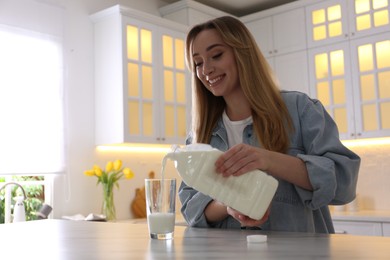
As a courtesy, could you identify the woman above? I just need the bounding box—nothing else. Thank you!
[179,16,360,233]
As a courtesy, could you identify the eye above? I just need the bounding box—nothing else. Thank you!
[194,61,203,68]
[212,52,223,59]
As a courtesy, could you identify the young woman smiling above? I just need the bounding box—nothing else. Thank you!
[179,16,360,233]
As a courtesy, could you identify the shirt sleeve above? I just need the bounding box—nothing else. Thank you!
[292,94,360,209]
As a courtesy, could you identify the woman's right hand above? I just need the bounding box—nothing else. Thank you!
[227,206,270,227]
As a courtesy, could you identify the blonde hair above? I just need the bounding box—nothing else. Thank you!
[186,16,293,153]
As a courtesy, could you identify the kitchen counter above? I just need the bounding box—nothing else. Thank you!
[1,219,390,259]
[332,210,390,222]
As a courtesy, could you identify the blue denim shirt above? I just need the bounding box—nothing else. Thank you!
[179,91,361,233]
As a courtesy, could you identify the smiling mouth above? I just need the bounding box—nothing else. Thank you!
[207,75,223,85]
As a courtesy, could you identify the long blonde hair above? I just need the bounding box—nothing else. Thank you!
[186,16,293,153]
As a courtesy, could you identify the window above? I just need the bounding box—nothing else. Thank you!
[0,25,64,223]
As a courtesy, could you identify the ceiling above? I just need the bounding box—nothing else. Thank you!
[162,0,298,16]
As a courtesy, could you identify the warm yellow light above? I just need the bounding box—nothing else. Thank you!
[373,0,388,9]
[127,25,138,60]
[355,0,371,14]
[96,144,172,153]
[141,29,152,63]
[328,5,342,21]
[342,137,390,147]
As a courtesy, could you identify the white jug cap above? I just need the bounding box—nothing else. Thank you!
[247,235,267,243]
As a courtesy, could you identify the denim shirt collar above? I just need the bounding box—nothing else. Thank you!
[210,118,260,150]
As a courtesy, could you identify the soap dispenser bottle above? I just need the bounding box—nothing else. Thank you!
[13,196,26,222]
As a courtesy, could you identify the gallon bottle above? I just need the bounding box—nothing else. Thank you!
[165,144,278,220]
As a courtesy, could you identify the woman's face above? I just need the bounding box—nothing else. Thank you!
[192,29,240,99]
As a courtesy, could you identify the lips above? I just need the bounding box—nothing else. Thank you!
[207,75,223,86]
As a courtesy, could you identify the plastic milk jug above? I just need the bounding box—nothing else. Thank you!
[164,144,278,220]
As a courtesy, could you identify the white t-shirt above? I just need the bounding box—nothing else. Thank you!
[222,110,253,148]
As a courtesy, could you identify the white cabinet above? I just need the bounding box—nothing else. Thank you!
[308,42,355,140]
[306,0,390,48]
[382,223,390,236]
[307,0,390,140]
[243,8,309,95]
[244,8,307,57]
[91,5,191,145]
[333,220,383,236]
[159,0,229,27]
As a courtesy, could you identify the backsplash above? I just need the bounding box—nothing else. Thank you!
[347,143,390,211]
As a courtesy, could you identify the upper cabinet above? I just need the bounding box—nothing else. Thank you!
[159,0,230,27]
[307,0,390,139]
[243,8,310,95]
[244,8,307,58]
[306,0,390,48]
[91,6,191,145]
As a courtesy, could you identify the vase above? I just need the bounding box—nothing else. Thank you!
[101,182,116,221]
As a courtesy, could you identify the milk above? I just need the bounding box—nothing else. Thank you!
[148,213,175,234]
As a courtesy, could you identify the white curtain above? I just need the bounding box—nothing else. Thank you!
[0,0,65,175]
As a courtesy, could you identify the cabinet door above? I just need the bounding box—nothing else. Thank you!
[159,30,190,144]
[245,8,306,57]
[125,20,189,144]
[272,8,307,55]
[382,223,390,237]
[125,22,156,143]
[245,17,273,57]
[306,0,349,48]
[308,42,355,140]
[274,51,310,95]
[333,220,383,236]
[350,32,390,138]
[348,0,390,39]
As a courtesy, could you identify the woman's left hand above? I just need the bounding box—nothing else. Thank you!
[227,206,270,227]
[215,143,269,177]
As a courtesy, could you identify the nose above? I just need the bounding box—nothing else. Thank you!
[202,61,214,76]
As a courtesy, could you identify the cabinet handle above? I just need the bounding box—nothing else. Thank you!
[156,137,160,141]
[274,49,278,54]
[268,50,273,55]
[351,133,355,137]
[345,33,349,38]
[161,137,166,141]
[357,133,361,137]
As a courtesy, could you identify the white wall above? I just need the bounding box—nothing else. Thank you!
[347,144,390,211]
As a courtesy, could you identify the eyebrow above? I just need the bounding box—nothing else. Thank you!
[192,43,224,57]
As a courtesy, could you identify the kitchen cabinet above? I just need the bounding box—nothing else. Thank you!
[307,0,390,139]
[243,8,309,95]
[244,8,307,58]
[159,0,229,27]
[91,5,191,145]
[333,220,383,236]
[306,0,390,48]
[382,223,390,236]
[332,210,390,237]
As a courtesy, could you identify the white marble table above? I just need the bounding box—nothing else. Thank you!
[1,219,390,259]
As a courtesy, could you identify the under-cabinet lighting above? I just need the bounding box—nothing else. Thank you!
[96,144,172,153]
[342,137,390,148]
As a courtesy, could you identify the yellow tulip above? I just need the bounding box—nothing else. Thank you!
[105,161,113,172]
[84,170,95,176]
[123,168,135,179]
[94,167,103,177]
[113,159,122,171]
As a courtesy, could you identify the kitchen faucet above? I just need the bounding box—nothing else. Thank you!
[0,182,27,223]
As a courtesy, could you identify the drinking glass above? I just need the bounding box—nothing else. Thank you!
[145,178,176,239]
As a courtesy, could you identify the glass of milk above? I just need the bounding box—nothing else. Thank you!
[145,178,176,239]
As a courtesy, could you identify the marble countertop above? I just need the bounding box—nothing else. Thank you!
[2,219,390,259]
[331,210,390,222]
